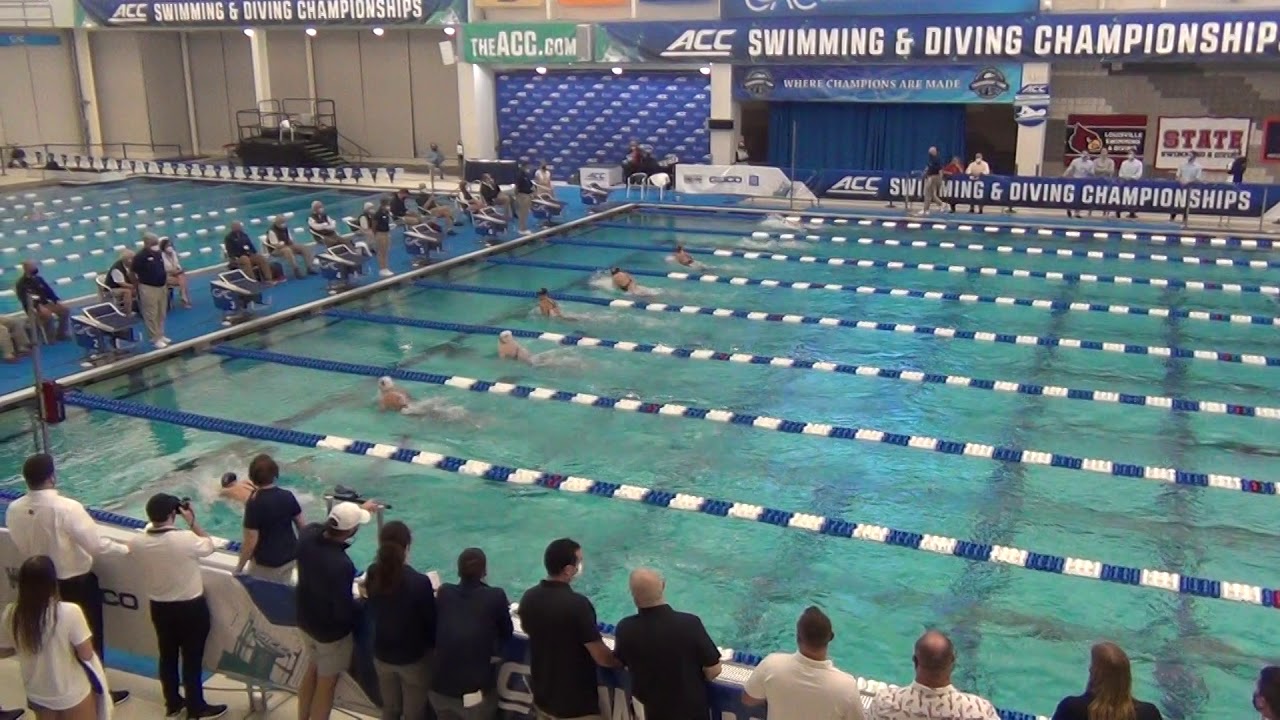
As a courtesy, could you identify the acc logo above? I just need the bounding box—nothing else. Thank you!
[743,0,817,12]
[827,175,880,197]
[969,67,1010,100]
[108,3,149,23]
[741,68,774,98]
[662,29,735,58]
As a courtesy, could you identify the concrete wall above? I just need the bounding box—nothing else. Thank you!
[0,32,82,150]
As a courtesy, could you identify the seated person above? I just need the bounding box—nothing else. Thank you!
[414,189,456,234]
[457,181,484,214]
[307,201,350,247]
[391,189,421,227]
[220,473,255,504]
[0,315,31,362]
[534,164,554,196]
[103,249,136,314]
[158,238,192,307]
[224,221,276,282]
[479,174,509,216]
[15,261,70,341]
[623,142,643,175]
[6,148,28,169]
[265,216,315,279]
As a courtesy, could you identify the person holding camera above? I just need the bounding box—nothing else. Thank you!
[129,493,228,719]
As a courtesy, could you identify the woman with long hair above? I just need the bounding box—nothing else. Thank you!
[1255,666,1280,719]
[364,521,437,720]
[1052,642,1163,720]
[0,556,105,719]
[158,237,191,308]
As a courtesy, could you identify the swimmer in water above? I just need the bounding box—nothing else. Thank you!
[672,244,695,267]
[498,330,533,363]
[377,376,411,412]
[611,267,635,292]
[537,288,563,318]
[220,473,256,504]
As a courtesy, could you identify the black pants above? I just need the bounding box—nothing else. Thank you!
[150,596,211,712]
[58,572,104,658]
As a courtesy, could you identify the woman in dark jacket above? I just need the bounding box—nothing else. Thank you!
[365,521,437,720]
[1052,642,1163,720]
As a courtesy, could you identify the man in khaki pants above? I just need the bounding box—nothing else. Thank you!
[131,233,170,349]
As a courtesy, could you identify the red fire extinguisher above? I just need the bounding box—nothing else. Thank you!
[39,381,65,424]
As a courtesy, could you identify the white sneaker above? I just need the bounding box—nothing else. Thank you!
[155,339,169,349]
[379,269,394,278]
[159,336,171,344]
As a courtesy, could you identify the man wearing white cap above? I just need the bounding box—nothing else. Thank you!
[295,499,380,720]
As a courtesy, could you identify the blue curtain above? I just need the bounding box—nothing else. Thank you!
[767,103,966,173]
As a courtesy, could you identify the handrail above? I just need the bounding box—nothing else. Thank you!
[335,130,372,162]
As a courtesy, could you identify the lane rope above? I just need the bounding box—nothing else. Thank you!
[65,388,1280,613]
[544,238,1278,297]
[325,306,1278,499]
[411,280,1280,421]
[544,239,1280,327]
[482,260,1280,369]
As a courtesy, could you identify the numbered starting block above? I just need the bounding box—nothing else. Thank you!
[532,192,565,226]
[473,207,508,239]
[317,243,370,294]
[580,183,610,206]
[404,223,444,267]
[211,269,269,325]
[71,302,140,366]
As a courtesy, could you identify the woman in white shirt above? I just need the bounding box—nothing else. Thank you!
[158,238,191,308]
[0,556,102,719]
[534,163,554,196]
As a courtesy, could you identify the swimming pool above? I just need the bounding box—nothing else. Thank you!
[1,206,1275,720]
[0,179,378,312]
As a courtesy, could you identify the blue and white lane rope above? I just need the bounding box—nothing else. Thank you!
[734,231,1280,269]
[325,307,1278,499]
[63,389,1280,611]
[545,239,1280,327]
[413,281,1280,421]
[483,260,1280,369]
[543,239,1276,297]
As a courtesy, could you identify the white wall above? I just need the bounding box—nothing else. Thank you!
[0,32,82,150]
[90,31,151,147]
[186,30,256,155]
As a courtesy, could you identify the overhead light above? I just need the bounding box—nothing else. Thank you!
[242,28,255,37]
[699,65,711,75]
[305,27,316,36]
[443,26,456,36]
[611,67,622,75]
[372,27,384,36]
[535,66,547,75]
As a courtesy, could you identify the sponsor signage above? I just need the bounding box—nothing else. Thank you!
[676,163,818,200]
[1013,82,1049,127]
[734,64,1021,103]
[0,33,62,45]
[594,12,1280,64]
[78,0,464,26]
[1155,116,1251,171]
[808,170,1280,217]
[1064,114,1148,163]
[722,0,1035,20]
[462,23,582,64]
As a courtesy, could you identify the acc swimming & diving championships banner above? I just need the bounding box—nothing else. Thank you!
[594,11,1280,64]
[808,170,1280,217]
[77,0,465,26]
[735,64,1021,103]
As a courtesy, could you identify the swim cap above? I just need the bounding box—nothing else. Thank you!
[378,376,395,389]
[499,330,513,341]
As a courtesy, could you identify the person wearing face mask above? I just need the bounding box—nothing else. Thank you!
[517,538,619,720]
[430,548,513,720]
[132,233,171,348]
[1256,666,1280,720]
[1116,151,1144,219]
[265,216,315,280]
[364,521,436,720]
[15,260,70,341]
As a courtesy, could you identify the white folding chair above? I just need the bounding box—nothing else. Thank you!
[626,173,649,200]
[649,172,671,201]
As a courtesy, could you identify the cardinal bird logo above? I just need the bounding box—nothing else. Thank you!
[1067,121,1106,156]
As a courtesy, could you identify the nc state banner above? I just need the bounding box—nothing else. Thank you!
[1155,116,1252,171]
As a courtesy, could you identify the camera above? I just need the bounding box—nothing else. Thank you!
[178,497,192,512]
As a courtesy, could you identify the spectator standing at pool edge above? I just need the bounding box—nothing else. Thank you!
[431,548,513,720]
[921,147,943,215]
[236,454,304,583]
[1051,642,1163,720]
[132,233,171,348]
[866,630,999,720]
[743,606,863,720]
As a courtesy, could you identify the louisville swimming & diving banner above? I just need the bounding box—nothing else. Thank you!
[734,64,1021,103]
[594,11,1280,64]
[76,0,466,26]
[807,170,1280,217]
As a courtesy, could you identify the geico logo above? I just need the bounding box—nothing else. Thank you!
[102,590,139,610]
[829,175,880,193]
[709,176,743,184]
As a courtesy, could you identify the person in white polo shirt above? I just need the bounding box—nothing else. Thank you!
[741,606,864,720]
[129,493,228,719]
[5,453,130,707]
[866,630,999,720]
[1170,151,1204,222]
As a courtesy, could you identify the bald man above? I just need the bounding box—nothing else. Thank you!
[743,606,863,719]
[865,630,999,720]
[613,568,720,720]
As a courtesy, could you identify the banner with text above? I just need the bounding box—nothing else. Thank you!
[808,170,1280,217]
[593,12,1280,64]
[722,0,1034,20]
[1155,116,1252,171]
[474,0,544,8]
[462,23,584,63]
[1064,114,1148,163]
[676,163,818,200]
[77,0,465,26]
[734,64,1021,103]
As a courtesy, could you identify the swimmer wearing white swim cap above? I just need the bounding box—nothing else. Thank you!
[498,330,532,362]
[377,376,411,412]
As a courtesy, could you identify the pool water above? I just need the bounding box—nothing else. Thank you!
[0,179,378,312]
[2,208,1277,719]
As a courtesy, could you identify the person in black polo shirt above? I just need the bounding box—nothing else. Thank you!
[131,234,170,348]
[364,521,436,720]
[430,548,513,720]
[224,221,275,282]
[15,260,70,341]
[513,163,535,235]
[518,538,618,720]
[103,249,136,316]
[921,146,944,216]
[478,174,510,220]
[296,499,380,720]
[391,189,422,227]
[614,568,721,720]
[234,455,304,584]
[373,197,394,278]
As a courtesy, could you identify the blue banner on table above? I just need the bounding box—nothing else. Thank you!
[722,0,1034,20]
[735,64,1021,103]
[594,12,1280,63]
[806,170,1280,217]
[76,0,465,26]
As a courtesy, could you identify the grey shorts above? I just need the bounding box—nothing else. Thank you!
[302,632,353,677]
[247,561,295,585]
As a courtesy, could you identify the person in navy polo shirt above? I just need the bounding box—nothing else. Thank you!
[235,455,303,584]
[430,548,513,720]
[223,221,275,282]
[15,260,70,341]
[131,233,170,348]
[921,147,944,215]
